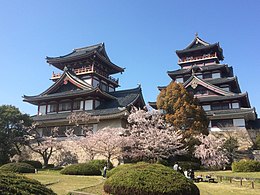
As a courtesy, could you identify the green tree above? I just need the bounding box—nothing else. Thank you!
[222,136,239,164]
[156,81,208,136]
[0,105,32,165]
[254,134,260,149]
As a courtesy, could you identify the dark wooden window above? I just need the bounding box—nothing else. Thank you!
[59,102,72,111]
[73,101,81,110]
[211,103,229,110]
[48,103,57,113]
[203,72,212,79]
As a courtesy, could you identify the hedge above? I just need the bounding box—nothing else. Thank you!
[60,160,113,176]
[0,172,56,195]
[104,162,200,195]
[0,162,35,173]
[22,160,42,169]
[232,160,260,172]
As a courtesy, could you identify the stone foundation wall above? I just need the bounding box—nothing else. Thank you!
[210,127,253,151]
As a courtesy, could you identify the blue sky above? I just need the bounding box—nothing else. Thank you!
[0,0,260,115]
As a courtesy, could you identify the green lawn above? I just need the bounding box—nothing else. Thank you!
[196,170,260,179]
[24,170,260,195]
[25,170,103,195]
[196,182,260,195]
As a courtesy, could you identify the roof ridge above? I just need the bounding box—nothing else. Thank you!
[110,85,142,94]
[184,35,210,50]
[73,43,103,51]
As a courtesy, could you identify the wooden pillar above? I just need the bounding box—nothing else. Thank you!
[56,101,59,113]
[37,104,40,115]
[45,104,48,115]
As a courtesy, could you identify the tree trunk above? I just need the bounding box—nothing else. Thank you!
[107,154,111,169]
[43,156,49,168]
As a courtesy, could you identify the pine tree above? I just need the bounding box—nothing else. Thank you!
[157,81,208,135]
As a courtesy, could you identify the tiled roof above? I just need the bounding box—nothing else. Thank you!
[24,88,116,104]
[175,36,224,60]
[98,86,145,109]
[206,77,236,85]
[46,43,106,61]
[46,43,124,74]
[176,43,219,54]
[206,108,256,120]
[198,93,248,103]
[168,64,228,76]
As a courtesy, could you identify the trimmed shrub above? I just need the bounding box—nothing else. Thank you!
[104,163,200,195]
[0,172,56,195]
[107,163,133,178]
[232,160,260,172]
[0,162,35,173]
[107,162,147,178]
[60,163,101,175]
[60,160,114,176]
[22,160,42,169]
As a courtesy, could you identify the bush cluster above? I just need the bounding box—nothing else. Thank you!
[232,160,260,172]
[0,172,56,195]
[60,160,111,175]
[0,162,35,173]
[22,160,42,169]
[104,162,200,195]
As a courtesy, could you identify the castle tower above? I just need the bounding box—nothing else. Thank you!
[24,43,145,136]
[150,35,256,131]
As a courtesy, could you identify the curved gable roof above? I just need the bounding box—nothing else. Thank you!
[41,68,93,96]
[46,43,124,74]
[184,75,235,96]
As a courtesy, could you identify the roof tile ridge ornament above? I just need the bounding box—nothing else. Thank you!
[195,32,199,44]
[64,66,68,72]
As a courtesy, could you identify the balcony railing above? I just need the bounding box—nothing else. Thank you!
[51,67,119,84]
[178,52,217,64]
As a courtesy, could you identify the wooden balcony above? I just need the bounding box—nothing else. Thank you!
[178,52,217,64]
[51,67,119,84]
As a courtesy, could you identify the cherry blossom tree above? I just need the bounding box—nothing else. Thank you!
[126,107,186,162]
[67,112,99,137]
[194,134,229,168]
[26,126,64,167]
[76,127,129,168]
[77,133,98,160]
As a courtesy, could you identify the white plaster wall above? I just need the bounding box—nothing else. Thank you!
[233,118,245,127]
[97,119,124,130]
